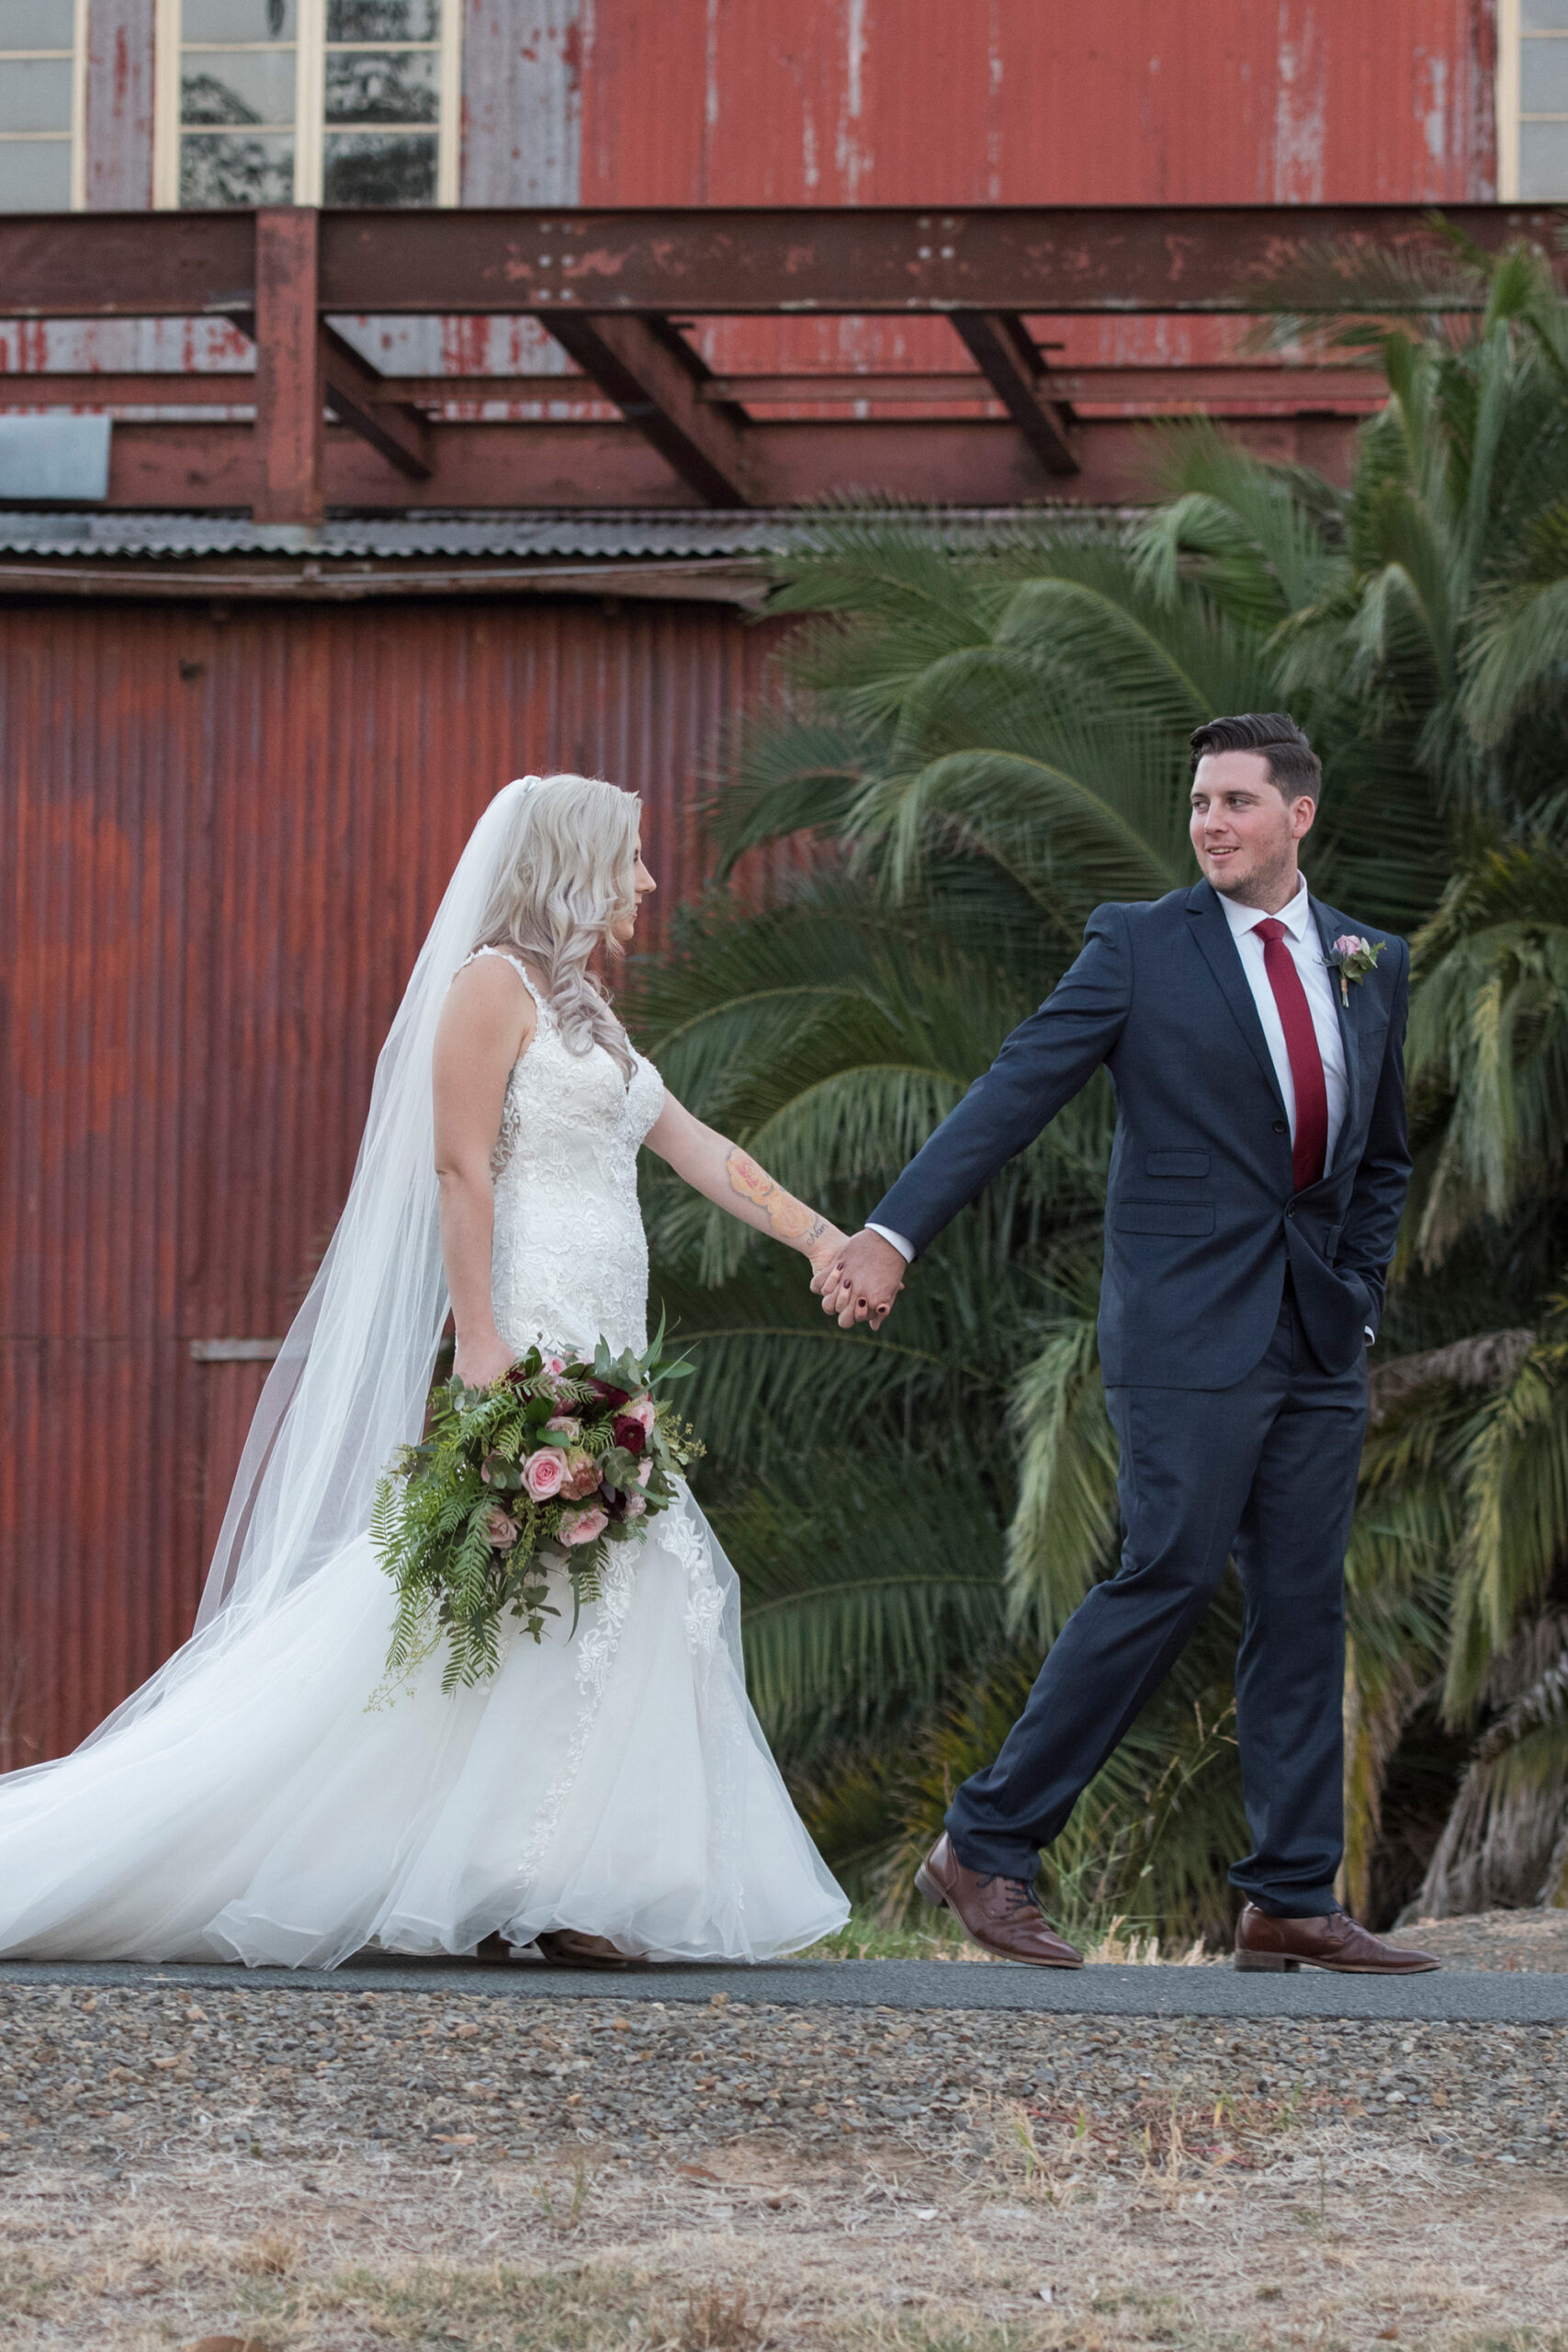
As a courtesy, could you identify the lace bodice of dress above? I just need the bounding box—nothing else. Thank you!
[466,948,665,1361]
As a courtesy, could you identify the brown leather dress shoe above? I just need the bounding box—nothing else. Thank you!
[536,1929,633,1969]
[915,1833,1083,1967]
[1235,1902,1439,1973]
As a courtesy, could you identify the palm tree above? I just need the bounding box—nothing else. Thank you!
[634,230,1568,1936]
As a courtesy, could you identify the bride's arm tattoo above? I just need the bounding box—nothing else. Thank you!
[726,1148,829,1250]
[640,1094,840,1262]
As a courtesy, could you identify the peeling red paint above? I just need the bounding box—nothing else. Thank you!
[85,0,155,211]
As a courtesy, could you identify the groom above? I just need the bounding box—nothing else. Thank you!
[816,714,1438,1973]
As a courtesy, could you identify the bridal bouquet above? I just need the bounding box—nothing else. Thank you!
[373,1325,703,1692]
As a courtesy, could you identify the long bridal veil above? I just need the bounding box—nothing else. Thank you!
[27,777,542,1774]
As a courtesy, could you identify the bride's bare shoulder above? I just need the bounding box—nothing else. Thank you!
[439,948,539,1060]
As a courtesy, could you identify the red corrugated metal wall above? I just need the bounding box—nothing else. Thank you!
[0,596,773,1765]
[576,0,1495,207]
[79,0,1495,218]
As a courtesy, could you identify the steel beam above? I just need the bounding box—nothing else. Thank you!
[253,209,324,526]
[0,362,1383,414]
[0,374,254,405]
[0,211,254,316]
[543,313,754,505]
[694,365,1382,408]
[1,205,1558,322]
[948,312,1077,474]
[316,204,1562,316]
[344,374,607,407]
[96,411,1361,514]
[700,373,994,403]
[320,325,433,480]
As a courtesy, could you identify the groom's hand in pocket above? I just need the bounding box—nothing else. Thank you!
[811,1229,906,1330]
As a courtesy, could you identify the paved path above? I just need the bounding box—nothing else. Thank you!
[5,1951,1565,2022]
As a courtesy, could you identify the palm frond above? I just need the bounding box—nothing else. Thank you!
[1135,420,1342,620]
[718,1457,1009,1758]
[1006,1294,1121,1639]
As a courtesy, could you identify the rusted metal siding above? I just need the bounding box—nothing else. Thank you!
[85,0,156,211]
[56,2,1496,399]
[570,0,1495,207]
[71,0,1498,214]
[0,594,775,1766]
[461,0,583,205]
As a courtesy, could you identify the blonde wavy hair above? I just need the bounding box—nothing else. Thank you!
[472,773,641,1080]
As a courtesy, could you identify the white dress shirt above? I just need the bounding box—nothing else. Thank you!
[869,871,1349,1270]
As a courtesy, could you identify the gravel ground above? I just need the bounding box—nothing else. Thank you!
[1,1979,1566,2347]
[2,1982,1564,2178]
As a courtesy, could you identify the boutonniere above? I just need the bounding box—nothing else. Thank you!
[1327,933,1387,1009]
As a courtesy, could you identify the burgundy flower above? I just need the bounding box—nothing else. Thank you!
[611,1414,647,1457]
[589,1380,631,1411]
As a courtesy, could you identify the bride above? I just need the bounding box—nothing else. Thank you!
[0,775,849,1969]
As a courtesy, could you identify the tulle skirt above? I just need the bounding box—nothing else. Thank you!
[0,1495,848,1968]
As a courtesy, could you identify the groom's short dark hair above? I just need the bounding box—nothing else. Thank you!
[1189,712,1322,803]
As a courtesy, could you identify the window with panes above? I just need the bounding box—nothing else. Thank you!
[160,0,457,208]
[1506,0,1568,196]
[0,0,85,210]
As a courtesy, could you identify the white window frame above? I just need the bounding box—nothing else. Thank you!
[0,0,88,209]
[1496,0,1568,200]
[154,0,460,209]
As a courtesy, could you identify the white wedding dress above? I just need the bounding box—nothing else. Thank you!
[0,949,848,1968]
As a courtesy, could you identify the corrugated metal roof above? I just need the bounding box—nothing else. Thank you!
[0,506,1118,563]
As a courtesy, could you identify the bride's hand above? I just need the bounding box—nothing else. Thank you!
[805,1225,847,1283]
[454,1333,517,1388]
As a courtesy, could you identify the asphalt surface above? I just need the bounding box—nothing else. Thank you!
[4,1952,1565,2022]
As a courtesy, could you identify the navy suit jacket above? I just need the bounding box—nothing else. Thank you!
[872,880,1412,1388]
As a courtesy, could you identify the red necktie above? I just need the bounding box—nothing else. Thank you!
[1255,917,1328,1192]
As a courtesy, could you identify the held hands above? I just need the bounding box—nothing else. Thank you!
[804,1223,849,1284]
[810,1229,907,1330]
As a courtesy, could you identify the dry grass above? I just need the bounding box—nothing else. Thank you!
[1,2105,1565,2352]
[1077,1919,1211,1967]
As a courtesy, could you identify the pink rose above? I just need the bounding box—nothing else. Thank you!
[522,1448,567,1501]
[484,1506,519,1550]
[558,1506,609,1546]
[1333,933,1370,956]
[546,1414,581,1442]
[545,1356,566,1376]
[626,1394,657,1434]
[635,1457,652,1487]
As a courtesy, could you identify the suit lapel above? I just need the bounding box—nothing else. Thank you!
[1311,895,1363,1146]
[1183,881,1289,1118]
